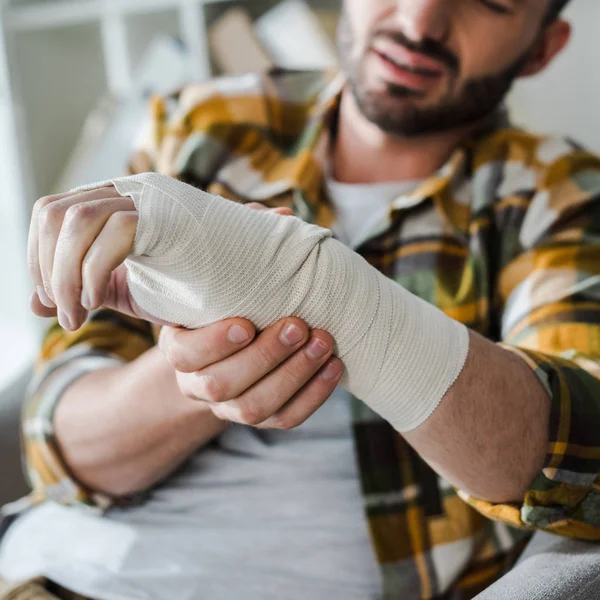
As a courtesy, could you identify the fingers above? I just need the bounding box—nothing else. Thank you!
[159,319,257,373]
[213,331,335,428]
[207,336,339,427]
[213,331,335,425]
[80,209,138,311]
[27,185,134,330]
[28,191,70,307]
[53,199,136,329]
[32,187,121,307]
[189,318,311,402]
[30,289,58,319]
[256,357,344,429]
[181,327,336,426]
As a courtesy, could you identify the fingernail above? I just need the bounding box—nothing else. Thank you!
[228,324,250,344]
[280,323,303,346]
[321,359,342,381]
[37,286,55,308]
[306,338,329,360]
[81,290,91,310]
[57,309,72,331]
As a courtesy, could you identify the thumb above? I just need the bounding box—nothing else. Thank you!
[246,202,294,217]
[272,207,294,217]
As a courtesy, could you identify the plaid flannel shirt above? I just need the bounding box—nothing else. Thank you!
[16,70,600,600]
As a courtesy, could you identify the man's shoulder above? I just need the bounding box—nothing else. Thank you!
[466,128,600,249]
[472,127,600,174]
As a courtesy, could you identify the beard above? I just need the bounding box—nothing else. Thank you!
[337,11,533,137]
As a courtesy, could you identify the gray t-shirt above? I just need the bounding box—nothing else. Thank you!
[0,388,382,600]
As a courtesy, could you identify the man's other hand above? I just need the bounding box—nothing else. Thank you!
[159,317,343,430]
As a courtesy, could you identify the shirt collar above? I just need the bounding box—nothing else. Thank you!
[217,70,509,235]
[213,70,344,227]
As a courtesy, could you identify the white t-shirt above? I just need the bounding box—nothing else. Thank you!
[0,176,420,600]
[326,177,421,249]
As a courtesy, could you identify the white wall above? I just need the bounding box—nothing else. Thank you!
[508,1,600,153]
[14,23,108,200]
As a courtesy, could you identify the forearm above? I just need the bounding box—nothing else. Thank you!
[404,330,550,504]
[76,173,467,434]
[54,345,228,497]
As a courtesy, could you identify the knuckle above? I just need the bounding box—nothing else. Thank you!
[108,210,138,231]
[175,373,195,400]
[39,202,65,229]
[34,195,56,214]
[61,280,82,298]
[197,374,227,403]
[237,403,264,426]
[64,202,96,224]
[165,343,190,372]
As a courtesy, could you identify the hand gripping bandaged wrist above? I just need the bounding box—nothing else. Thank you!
[76,173,469,432]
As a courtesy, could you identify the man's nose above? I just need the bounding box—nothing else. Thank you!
[393,0,450,44]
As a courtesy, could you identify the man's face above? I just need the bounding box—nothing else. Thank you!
[339,0,553,136]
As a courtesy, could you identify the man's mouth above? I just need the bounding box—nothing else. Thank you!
[375,50,442,78]
[370,44,445,93]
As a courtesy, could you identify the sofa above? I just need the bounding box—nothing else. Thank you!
[0,369,31,507]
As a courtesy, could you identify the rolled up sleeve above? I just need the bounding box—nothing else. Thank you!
[22,311,157,511]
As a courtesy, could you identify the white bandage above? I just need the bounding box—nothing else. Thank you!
[76,173,469,432]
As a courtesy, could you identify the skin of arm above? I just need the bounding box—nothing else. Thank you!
[53,317,549,504]
[404,330,550,504]
[53,345,229,498]
[158,323,550,505]
[38,187,548,505]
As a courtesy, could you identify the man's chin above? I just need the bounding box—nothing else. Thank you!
[357,79,444,111]
[353,96,452,138]
[362,76,428,98]
[355,91,425,123]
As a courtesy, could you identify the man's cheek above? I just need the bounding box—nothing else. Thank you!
[344,0,378,48]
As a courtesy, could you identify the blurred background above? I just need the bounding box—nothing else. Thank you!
[0,0,598,505]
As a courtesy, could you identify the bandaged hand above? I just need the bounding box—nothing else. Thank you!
[48,173,470,431]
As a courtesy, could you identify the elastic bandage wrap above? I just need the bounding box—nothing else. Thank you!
[75,173,470,432]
